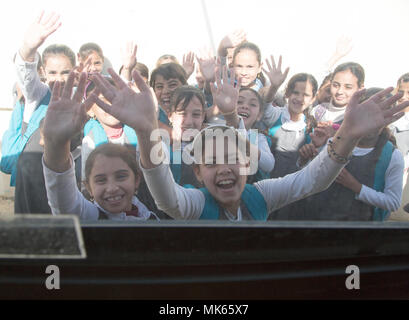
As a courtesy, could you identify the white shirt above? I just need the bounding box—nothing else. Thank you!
[353,146,404,212]
[141,144,344,220]
[14,51,49,122]
[311,102,346,123]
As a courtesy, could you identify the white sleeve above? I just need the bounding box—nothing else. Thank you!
[140,161,205,220]
[43,155,99,220]
[261,103,282,128]
[14,51,49,122]
[256,133,275,173]
[357,149,404,212]
[81,135,96,183]
[255,144,344,213]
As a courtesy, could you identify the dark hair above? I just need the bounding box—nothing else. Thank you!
[85,143,140,185]
[285,73,318,97]
[233,42,266,86]
[170,85,206,113]
[133,62,149,81]
[331,62,365,87]
[239,87,265,116]
[156,54,179,67]
[397,73,409,86]
[42,44,76,68]
[150,63,187,88]
[319,73,332,89]
[79,42,104,61]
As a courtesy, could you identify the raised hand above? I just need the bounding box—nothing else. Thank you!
[218,29,247,56]
[91,68,157,134]
[43,72,95,145]
[210,62,240,116]
[262,55,289,89]
[196,47,216,82]
[342,88,409,140]
[121,41,137,71]
[310,122,335,148]
[299,143,318,165]
[335,35,353,59]
[21,11,62,61]
[182,51,195,79]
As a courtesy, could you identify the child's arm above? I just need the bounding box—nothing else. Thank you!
[90,69,205,219]
[42,71,99,218]
[217,30,246,61]
[119,41,137,82]
[16,11,61,117]
[336,149,404,212]
[209,63,240,128]
[255,88,409,212]
[257,133,275,173]
[262,55,289,104]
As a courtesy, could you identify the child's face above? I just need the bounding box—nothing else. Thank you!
[397,81,409,110]
[330,70,360,108]
[169,96,205,141]
[87,154,139,214]
[233,49,261,87]
[316,80,332,104]
[91,95,122,128]
[237,90,261,129]
[287,81,315,116]
[44,54,74,88]
[153,75,183,112]
[82,51,104,74]
[193,138,248,213]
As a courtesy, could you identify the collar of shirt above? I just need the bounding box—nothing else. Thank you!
[391,112,409,131]
[281,105,306,131]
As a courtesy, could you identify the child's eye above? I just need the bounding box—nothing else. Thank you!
[116,173,129,181]
[94,178,106,184]
[193,113,203,118]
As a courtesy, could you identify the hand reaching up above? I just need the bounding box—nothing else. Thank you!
[210,62,241,116]
[21,11,62,61]
[341,88,409,140]
[218,29,247,57]
[196,47,216,82]
[91,68,157,134]
[43,72,96,146]
[262,55,289,89]
[182,51,195,79]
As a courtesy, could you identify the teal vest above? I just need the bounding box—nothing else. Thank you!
[0,91,51,186]
[196,184,268,220]
[373,141,394,221]
[83,119,138,147]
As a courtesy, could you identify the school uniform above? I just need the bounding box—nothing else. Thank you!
[301,134,403,221]
[311,102,346,124]
[140,144,345,221]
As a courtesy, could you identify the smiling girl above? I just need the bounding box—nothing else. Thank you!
[42,72,157,221]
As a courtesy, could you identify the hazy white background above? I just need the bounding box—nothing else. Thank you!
[1,0,408,108]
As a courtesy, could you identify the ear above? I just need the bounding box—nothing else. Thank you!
[134,174,141,192]
[193,164,203,183]
[84,181,93,198]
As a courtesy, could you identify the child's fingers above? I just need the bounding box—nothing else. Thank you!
[83,88,99,113]
[222,64,228,85]
[270,55,276,70]
[370,87,394,104]
[277,55,282,71]
[379,90,404,110]
[283,67,290,79]
[215,66,222,89]
[50,81,61,102]
[61,71,76,99]
[94,96,113,113]
[107,68,127,90]
[348,88,367,108]
[73,72,88,102]
[36,10,45,24]
[91,73,116,102]
[132,69,150,93]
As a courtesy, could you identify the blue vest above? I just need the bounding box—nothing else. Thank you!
[373,141,394,221]
[195,184,268,220]
[0,91,51,186]
[83,119,138,147]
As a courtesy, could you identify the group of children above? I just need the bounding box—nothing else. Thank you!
[2,11,409,222]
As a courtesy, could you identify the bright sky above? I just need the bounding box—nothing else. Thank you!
[1,0,409,110]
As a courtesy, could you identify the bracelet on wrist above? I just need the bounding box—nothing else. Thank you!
[327,139,352,164]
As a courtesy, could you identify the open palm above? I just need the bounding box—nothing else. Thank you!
[91,69,157,133]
